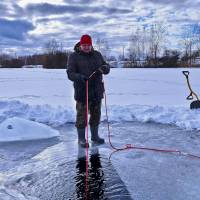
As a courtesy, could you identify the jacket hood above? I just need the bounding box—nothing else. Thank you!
[74,42,81,53]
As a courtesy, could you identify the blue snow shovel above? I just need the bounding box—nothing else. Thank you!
[182,71,200,109]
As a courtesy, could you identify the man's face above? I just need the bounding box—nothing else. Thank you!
[80,44,92,53]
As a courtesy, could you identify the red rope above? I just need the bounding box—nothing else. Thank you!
[103,80,200,160]
[85,80,89,200]
[82,71,200,198]
[82,70,200,199]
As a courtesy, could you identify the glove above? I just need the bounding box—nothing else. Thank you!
[98,65,108,74]
[78,74,88,83]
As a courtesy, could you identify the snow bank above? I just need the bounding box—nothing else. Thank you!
[1,100,200,131]
[1,68,200,131]
[0,100,74,127]
[0,116,59,142]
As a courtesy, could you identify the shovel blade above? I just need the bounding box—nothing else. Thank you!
[190,100,200,109]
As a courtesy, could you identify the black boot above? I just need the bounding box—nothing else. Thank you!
[77,128,89,148]
[91,126,105,145]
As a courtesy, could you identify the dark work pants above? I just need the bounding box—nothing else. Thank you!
[75,101,101,129]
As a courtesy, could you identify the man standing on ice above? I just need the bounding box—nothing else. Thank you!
[67,34,110,148]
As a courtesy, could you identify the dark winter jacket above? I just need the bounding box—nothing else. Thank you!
[67,42,110,103]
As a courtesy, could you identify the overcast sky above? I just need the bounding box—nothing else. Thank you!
[0,0,200,57]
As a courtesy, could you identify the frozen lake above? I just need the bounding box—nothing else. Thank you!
[1,68,200,199]
[1,121,200,200]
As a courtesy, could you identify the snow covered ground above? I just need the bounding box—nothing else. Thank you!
[0,68,200,130]
[1,68,200,200]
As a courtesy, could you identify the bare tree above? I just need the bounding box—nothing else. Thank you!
[129,27,146,66]
[0,53,11,65]
[43,39,68,68]
[128,24,166,67]
[147,23,167,66]
[45,39,60,55]
[193,23,200,53]
[181,23,200,66]
[95,38,110,60]
[129,31,138,63]
[182,25,194,66]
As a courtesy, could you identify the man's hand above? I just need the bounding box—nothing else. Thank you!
[78,74,88,83]
[98,65,109,74]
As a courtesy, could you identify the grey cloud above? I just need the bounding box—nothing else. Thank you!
[0,2,9,16]
[168,18,197,24]
[103,7,131,15]
[11,3,25,17]
[0,2,25,18]
[70,16,101,25]
[2,0,200,56]
[26,3,86,15]
[63,0,94,4]
[37,15,101,26]
[25,3,132,16]
[146,0,188,4]
[144,0,191,6]
[0,18,35,40]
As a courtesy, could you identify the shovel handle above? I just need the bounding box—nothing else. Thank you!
[182,71,190,77]
[187,92,193,100]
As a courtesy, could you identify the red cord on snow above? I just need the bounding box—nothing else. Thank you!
[84,71,200,199]
[103,80,200,160]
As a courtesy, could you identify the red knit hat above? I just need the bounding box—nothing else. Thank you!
[80,34,92,45]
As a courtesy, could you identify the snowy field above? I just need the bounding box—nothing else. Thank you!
[1,68,200,200]
[0,68,200,130]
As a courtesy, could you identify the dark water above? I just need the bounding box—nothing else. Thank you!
[6,148,132,200]
[72,152,132,200]
[0,123,132,199]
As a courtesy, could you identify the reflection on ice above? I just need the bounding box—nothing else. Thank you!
[1,143,132,200]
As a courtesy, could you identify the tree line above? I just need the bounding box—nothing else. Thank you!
[126,23,200,68]
[0,39,70,69]
[1,23,200,68]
